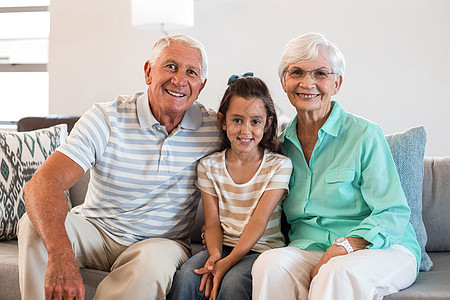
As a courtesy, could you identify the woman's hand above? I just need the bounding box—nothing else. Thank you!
[310,237,370,280]
[310,244,346,280]
[194,252,221,298]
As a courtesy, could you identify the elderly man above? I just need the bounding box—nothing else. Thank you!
[18,35,220,300]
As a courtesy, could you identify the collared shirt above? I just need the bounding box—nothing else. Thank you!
[58,91,221,246]
[280,101,420,270]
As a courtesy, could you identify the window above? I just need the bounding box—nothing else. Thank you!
[0,0,50,128]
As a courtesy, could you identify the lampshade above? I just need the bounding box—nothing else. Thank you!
[131,0,194,30]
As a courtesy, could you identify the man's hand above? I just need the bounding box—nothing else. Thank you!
[201,225,207,249]
[44,252,85,300]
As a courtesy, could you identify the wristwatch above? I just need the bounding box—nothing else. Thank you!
[334,237,354,253]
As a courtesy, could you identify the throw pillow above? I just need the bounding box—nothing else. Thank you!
[385,126,432,271]
[0,124,68,240]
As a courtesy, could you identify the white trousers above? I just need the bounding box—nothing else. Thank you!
[18,212,190,300]
[252,245,417,300]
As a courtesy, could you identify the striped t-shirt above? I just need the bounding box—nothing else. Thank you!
[57,91,221,246]
[196,149,292,252]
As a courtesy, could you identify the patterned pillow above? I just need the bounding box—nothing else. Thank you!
[0,124,68,240]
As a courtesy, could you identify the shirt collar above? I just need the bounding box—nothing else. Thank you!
[280,100,346,142]
[320,100,346,137]
[137,90,203,130]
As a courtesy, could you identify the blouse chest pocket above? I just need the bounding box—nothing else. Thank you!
[325,168,356,206]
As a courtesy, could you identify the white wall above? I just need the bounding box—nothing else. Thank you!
[49,0,450,157]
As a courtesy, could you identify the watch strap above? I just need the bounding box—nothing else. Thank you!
[334,237,354,253]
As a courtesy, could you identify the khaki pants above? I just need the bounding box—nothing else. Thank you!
[18,212,190,300]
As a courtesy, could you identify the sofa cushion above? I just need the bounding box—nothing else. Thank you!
[0,124,68,240]
[385,126,432,271]
[422,157,450,252]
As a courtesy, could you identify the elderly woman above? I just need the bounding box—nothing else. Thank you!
[251,33,420,299]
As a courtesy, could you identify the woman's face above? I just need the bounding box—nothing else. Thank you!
[281,47,342,116]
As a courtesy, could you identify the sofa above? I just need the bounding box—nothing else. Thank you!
[0,116,449,299]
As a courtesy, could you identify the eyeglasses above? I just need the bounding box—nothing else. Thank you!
[284,67,335,81]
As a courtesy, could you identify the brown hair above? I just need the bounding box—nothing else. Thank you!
[218,76,280,153]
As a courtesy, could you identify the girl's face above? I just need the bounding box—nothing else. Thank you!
[218,96,271,157]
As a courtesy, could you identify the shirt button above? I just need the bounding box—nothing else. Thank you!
[337,174,341,179]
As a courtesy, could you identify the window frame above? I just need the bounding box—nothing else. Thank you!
[0,4,49,125]
[0,5,49,72]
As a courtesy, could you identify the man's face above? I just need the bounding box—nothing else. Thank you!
[144,43,206,120]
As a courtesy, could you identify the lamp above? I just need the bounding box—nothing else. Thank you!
[131,0,194,35]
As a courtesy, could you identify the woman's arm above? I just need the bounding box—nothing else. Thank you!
[350,127,411,248]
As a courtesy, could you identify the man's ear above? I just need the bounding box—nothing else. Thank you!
[217,112,226,130]
[144,60,151,85]
[199,79,207,94]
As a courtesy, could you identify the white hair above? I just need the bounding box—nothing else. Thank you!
[278,33,345,82]
[149,35,208,82]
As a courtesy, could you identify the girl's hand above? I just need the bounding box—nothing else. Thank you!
[194,253,221,297]
[207,259,232,300]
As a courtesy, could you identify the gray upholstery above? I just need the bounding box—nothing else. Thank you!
[0,241,20,300]
[385,253,450,299]
[384,157,450,299]
[422,157,450,252]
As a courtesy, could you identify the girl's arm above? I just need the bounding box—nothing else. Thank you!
[194,191,222,296]
[202,191,223,259]
[202,188,286,300]
[218,188,286,269]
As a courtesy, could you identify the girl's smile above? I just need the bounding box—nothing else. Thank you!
[218,96,270,159]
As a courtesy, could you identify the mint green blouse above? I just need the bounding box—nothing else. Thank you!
[280,101,420,272]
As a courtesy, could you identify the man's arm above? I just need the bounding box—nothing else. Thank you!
[23,151,85,299]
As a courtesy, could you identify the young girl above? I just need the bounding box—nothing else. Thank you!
[167,75,292,300]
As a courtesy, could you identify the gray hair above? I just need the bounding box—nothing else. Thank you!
[278,33,345,82]
[149,35,208,82]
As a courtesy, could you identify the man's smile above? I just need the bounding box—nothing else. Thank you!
[166,89,186,97]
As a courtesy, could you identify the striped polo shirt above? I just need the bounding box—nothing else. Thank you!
[196,149,292,252]
[57,91,221,246]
